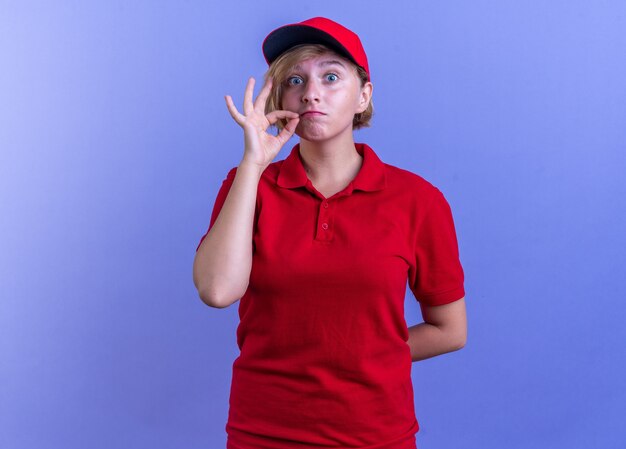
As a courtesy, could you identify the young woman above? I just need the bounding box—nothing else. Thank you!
[193,17,467,449]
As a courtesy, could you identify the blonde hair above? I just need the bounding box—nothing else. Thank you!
[264,44,373,130]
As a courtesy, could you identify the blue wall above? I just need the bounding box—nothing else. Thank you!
[1,1,625,448]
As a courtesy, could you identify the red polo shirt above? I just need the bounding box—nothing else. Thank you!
[196,142,465,449]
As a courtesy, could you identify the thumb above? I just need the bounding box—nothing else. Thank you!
[275,117,300,145]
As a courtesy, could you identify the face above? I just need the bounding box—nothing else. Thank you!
[280,52,372,143]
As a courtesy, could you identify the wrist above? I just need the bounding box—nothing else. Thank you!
[238,158,266,178]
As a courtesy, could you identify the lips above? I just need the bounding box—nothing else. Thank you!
[300,111,325,117]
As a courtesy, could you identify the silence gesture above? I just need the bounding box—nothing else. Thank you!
[225,76,300,170]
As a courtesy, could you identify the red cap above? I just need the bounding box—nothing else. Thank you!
[262,17,370,81]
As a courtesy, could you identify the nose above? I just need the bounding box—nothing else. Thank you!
[301,79,321,103]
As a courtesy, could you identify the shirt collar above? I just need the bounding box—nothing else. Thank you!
[276,142,387,192]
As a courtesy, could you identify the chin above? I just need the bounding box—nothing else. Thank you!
[295,124,328,141]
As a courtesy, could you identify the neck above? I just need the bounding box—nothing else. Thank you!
[298,133,362,184]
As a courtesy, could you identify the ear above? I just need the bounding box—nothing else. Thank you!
[357,81,373,113]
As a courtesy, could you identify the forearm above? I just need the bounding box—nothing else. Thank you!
[407,322,466,362]
[193,160,263,308]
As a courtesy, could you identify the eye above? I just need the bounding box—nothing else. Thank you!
[286,76,303,86]
[326,73,339,82]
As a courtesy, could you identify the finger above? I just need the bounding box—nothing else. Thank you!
[275,117,300,145]
[266,109,300,126]
[225,95,245,126]
[254,77,273,113]
[243,77,255,116]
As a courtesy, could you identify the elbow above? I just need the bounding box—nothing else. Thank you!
[451,331,467,351]
[192,258,248,309]
[197,288,229,309]
[436,323,466,353]
[196,284,245,309]
[193,266,235,309]
[197,289,226,309]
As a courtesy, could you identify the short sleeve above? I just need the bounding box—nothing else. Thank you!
[408,188,465,306]
[195,167,238,252]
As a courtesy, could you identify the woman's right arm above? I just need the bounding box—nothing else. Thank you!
[192,76,299,308]
[193,161,262,308]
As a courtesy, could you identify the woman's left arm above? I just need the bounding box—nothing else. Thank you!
[407,297,467,362]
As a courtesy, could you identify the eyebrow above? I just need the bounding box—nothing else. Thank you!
[291,59,348,71]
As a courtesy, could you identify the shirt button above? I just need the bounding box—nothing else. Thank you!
[323,201,329,208]
[321,223,329,230]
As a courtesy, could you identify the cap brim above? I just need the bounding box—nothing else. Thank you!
[262,24,358,68]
